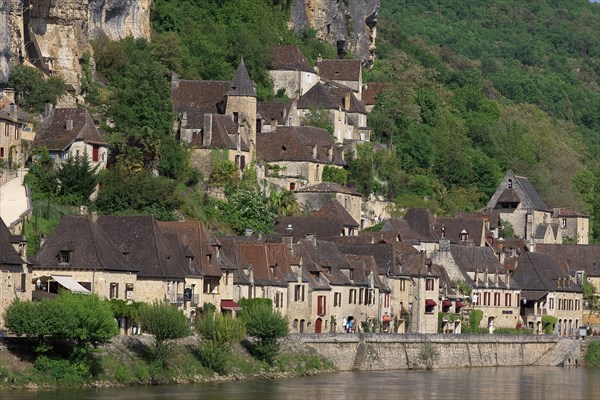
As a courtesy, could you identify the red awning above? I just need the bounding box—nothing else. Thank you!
[455,301,464,309]
[220,299,241,311]
[442,300,452,308]
[425,299,437,307]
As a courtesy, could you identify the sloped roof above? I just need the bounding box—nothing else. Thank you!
[435,216,488,245]
[0,218,25,270]
[34,215,134,273]
[157,221,223,278]
[189,113,249,151]
[337,242,421,277]
[317,59,361,82]
[172,80,229,118]
[314,200,359,227]
[345,254,386,289]
[226,59,257,97]
[270,45,316,73]
[232,242,291,287]
[404,208,439,241]
[535,244,600,277]
[515,175,548,211]
[258,101,292,123]
[296,182,361,196]
[363,83,385,106]
[552,207,588,218]
[256,126,345,165]
[497,188,521,203]
[275,215,344,241]
[449,245,505,274]
[34,108,106,151]
[512,252,582,293]
[97,216,185,279]
[381,218,430,242]
[297,82,367,114]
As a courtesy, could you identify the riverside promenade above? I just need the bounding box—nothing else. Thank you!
[0,169,31,233]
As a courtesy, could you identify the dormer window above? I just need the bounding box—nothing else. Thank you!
[58,250,71,264]
[460,230,468,242]
[233,112,239,124]
[441,226,446,238]
[508,179,513,188]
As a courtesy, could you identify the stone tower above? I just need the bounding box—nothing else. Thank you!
[225,59,257,157]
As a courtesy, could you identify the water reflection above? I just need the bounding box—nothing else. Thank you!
[7,367,600,400]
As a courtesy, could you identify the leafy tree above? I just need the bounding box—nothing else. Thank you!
[25,149,59,201]
[302,107,333,134]
[136,301,191,366]
[238,298,288,365]
[196,312,246,373]
[210,150,238,186]
[8,64,66,113]
[322,166,349,186]
[221,189,276,234]
[268,188,299,217]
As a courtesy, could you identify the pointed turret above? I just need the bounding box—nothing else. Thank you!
[227,58,257,97]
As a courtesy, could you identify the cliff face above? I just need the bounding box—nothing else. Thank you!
[290,0,379,66]
[0,0,150,90]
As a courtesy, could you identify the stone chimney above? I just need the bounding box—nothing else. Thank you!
[44,103,54,120]
[245,228,254,237]
[327,147,333,162]
[344,92,351,110]
[3,88,15,103]
[305,233,316,247]
[66,119,73,131]
[312,145,317,159]
[203,114,213,147]
[91,210,98,223]
[171,72,179,89]
[181,112,188,128]
[283,224,294,249]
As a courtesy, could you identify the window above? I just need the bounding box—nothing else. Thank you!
[294,284,305,302]
[203,278,218,294]
[516,293,520,305]
[508,179,513,188]
[334,292,341,307]
[349,289,357,304]
[399,280,406,291]
[92,145,99,162]
[126,283,134,300]
[20,273,26,292]
[483,292,490,306]
[110,283,119,299]
[384,293,390,308]
[58,251,70,264]
[289,182,296,191]
[317,295,326,316]
[505,293,512,307]
[426,278,434,291]
[494,293,500,306]
[0,147,4,158]
[562,218,567,228]
[359,288,364,305]
[275,292,284,308]
[549,298,554,310]
[233,112,239,124]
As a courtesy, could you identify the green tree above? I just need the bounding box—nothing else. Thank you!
[136,301,191,366]
[196,312,246,373]
[221,189,276,234]
[8,64,66,113]
[302,107,333,134]
[268,188,299,217]
[56,155,99,205]
[322,166,349,186]
[237,298,288,365]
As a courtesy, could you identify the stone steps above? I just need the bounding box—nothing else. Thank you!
[534,338,581,366]
[352,341,367,370]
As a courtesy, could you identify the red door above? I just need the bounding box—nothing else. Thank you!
[315,318,322,333]
[92,145,99,162]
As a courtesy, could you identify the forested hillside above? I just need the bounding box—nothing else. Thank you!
[15,0,600,244]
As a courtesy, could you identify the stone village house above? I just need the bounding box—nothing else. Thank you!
[0,89,35,175]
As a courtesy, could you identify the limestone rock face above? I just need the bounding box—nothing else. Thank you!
[0,0,150,90]
[290,0,379,67]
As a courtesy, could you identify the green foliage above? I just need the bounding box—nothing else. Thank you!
[417,342,438,370]
[221,188,276,234]
[210,150,238,186]
[196,313,246,345]
[364,222,385,232]
[302,107,333,134]
[268,188,299,217]
[56,155,99,205]
[238,298,288,365]
[34,356,89,384]
[25,149,60,201]
[499,221,516,239]
[8,64,66,113]
[453,279,472,297]
[22,200,74,256]
[95,166,182,220]
[197,339,230,374]
[542,315,558,335]
[322,166,349,186]
[467,309,484,333]
[136,301,191,366]
[583,276,599,314]
[585,341,600,367]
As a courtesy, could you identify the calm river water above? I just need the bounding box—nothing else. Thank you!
[6,367,600,400]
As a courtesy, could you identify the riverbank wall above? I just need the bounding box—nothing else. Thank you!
[292,334,582,371]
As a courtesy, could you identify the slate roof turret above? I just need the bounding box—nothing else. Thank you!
[227,59,257,97]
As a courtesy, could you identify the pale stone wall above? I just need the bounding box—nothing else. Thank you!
[287,279,312,333]
[269,70,319,99]
[68,140,108,170]
[470,288,522,330]
[293,191,361,225]
[225,96,257,155]
[294,334,567,371]
[558,216,589,245]
[261,160,344,191]
[0,118,24,166]
[0,267,30,330]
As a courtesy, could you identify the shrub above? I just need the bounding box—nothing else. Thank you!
[196,313,246,345]
[197,340,229,374]
[542,316,558,334]
[585,341,600,366]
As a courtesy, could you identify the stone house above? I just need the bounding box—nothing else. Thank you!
[33,108,107,170]
[171,60,257,179]
[316,58,363,99]
[256,126,346,191]
[297,81,369,143]
[294,182,362,226]
[0,218,30,331]
[486,170,589,244]
[431,244,522,331]
[0,89,34,170]
[257,100,298,133]
[268,45,319,99]
[313,200,360,236]
[512,252,584,335]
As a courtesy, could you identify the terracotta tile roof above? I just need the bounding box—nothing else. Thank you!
[314,200,359,227]
[297,82,367,114]
[535,244,600,277]
[256,126,345,165]
[270,45,316,73]
[226,59,257,97]
[34,215,135,273]
[96,216,186,279]
[296,182,361,196]
[512,252,582,293]
[34,108,106,151]
[233,242,293,286]
[317,59,361,82]
[363,83,385,106]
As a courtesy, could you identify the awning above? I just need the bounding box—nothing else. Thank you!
[455,301,464,309]
[220,299,241,311]
[425,299,437,307]
[51,275,91,294]
[442,300,452,308]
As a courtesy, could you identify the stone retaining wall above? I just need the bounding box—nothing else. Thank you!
[291,334,577,371]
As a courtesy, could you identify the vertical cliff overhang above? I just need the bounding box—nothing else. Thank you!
[290,0,379,68]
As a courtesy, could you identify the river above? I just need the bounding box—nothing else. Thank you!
[6,367,600,400]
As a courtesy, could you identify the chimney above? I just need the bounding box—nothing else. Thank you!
[245,228,254,237]
[506,272,510,289]
[66,119,73,130]
[3,88,15,103]
[40,234,47,248]
[283,224,294,248]
[171,72,179,89]
[305,233,316,247]
[312,145,317,159]
[91,210,98,223]
[203,114,213,147]
[44,103,54,120]
[181,112,188,128]
[344,92,351,110]
[327,147,333,162]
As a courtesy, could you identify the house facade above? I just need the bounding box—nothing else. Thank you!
[269,45,319,99]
